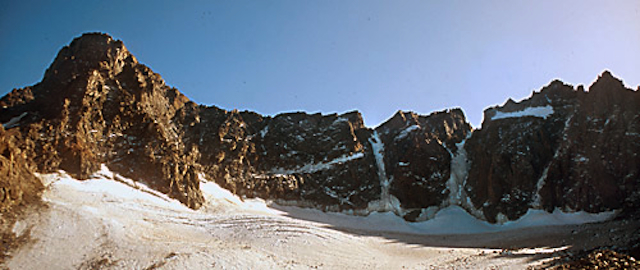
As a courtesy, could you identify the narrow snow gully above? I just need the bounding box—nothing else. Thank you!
[532,114,573,208]
[445,139,469,206]
[368,130,397,213]
[443,136,483,219]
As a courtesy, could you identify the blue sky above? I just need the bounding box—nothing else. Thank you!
[1,1,639,127]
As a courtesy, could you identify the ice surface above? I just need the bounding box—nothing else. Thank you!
[491,105,554,121]
[501,208,616,228]
[12,153,622,270]
[39,164,618,236]
[277,204,616,235]
[31,166,616,252]
[50,168,618,234]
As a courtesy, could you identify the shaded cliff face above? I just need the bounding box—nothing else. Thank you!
[174,105,381,211]
[465,72,640,222]
[375,110,472,220]
[247,111,379,211]
[540,73,640,215]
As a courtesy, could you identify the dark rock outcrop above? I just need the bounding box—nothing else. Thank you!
[540,72,640,215]
[465,72,640,222]
[176,106,381,211]
[465,80,578,222]
[375,109,471,220]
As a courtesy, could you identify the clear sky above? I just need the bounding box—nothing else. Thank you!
[1,1,639,127]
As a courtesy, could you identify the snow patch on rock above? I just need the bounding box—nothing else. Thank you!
[259,125,269,137]
[2,112,28,129]
[396,125,420,140]
[332,117,350,125]
[271,152,364,175]
[492,105,554,121]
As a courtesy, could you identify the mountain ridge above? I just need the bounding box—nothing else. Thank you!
[1,33,639,224]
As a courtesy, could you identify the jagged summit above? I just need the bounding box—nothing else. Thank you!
[0,33,171,122]
[590,70,619,88]
[43,32,136,81]
[1,33,639,227]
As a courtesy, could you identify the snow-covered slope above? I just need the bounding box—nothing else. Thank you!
[6,167,617,269]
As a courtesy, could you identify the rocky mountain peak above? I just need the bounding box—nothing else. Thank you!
[378,110,419,132]
[581,70,638,114]
[591,70,626,90]
[467,72,640,222]
[588,70,626,94]
[338,110,365,128]
[43,33,135,82]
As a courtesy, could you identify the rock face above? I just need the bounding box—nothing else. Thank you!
[1,33,639,223]
[0,125,42,212]
[541,73,640,216]
[1,33,204,208]
[465,72,640,222]
[374,110,471,220]
[178,107,381,212]
[464,80,579,222]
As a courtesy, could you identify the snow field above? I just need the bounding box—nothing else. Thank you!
[5,165,617,269]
